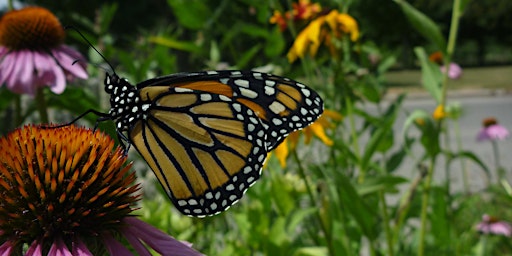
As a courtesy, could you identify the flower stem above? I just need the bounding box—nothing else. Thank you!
[491,140,503,182]
[454,120,469,193]
[379,190,394,256]
[418,156,436,256]
[345,97,363,183]
[292,151,335,256]
[14,94,22,127]
[7,0,13,10]
[35,87,49,123]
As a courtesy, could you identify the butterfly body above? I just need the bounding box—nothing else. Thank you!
[104,70,323,217]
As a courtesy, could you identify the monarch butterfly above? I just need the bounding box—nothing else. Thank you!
[99,70,323,217]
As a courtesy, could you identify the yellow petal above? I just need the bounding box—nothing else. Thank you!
[337,13,359,41]
[287,131,300,151]
[432,105,447,120]
[310,122,334,146]
[287,15,325,62]
[274,140,289,168]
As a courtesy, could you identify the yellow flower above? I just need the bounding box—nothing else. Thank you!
[287,10,359,63]
[270,109,342,168]
[433,105,447,120]
[324,10,359,41]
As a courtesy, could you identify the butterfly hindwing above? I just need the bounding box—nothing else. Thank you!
[129,86,267,216]
[105,70,323,217]
[137,70,324,150]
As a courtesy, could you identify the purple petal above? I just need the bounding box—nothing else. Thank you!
[122,217,203,256]
[489,222,512,237]
[487,124,509,140]
[14,51,35,94]
[102,233,135,256]
[0,51,16,88]
[477,128,490,141]
[48,238,73,256]
[33,51,66,94]
[53,46,88,79]
[26,239,43,256]
[441,63,462,79]
[477,124,509,141]
[72,238,94,256]
[0,241,14,256]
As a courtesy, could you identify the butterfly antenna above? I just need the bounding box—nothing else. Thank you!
[65,25,116,74]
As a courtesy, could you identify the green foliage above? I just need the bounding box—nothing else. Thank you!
[3,0,511,255]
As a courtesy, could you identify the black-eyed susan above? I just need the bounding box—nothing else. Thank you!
[0,125,201,255]
[287,10,359,63]
[0,7,87,96]
[271,109,342,168]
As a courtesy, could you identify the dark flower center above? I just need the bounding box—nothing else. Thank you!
[0,7,65,50]
[482,117,498,128]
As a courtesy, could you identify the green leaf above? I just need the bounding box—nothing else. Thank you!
[361,94,404,170]
[394,0,446,50]
[149,36,202,53]
[430,187,451,248]
[293,247,328,256]
[385,146,407,173]
[236,45,262,69]
[167,0,209,30]
[336,173,378,239]
[356,175,408,196]
[445,150,491,181]
[458,0,472,13]
[414,47,443,103]
[269,217,289,247]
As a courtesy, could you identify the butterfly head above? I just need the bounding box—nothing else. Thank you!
[103,72,146,132]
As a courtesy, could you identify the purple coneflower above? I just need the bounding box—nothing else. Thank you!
[477,117,509,142]
[476,214,512,237]
[0,125,202,255]
[0,6,88,96]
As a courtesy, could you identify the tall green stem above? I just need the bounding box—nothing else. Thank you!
[418,156,436,256]
[35,87,49,124]
[491,140,503,182]
[440,0,462,107]
[379,190,394,256]
[292,151,335,256]
[346,97,363,183]
[454,121,469,193]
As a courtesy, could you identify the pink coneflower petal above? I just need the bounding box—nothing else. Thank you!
[489,222,512,236]
[26,239,43,256]
[0,50,16,88]
[122,217,202,256]
[52,46,88,79]
[477,124,509,141]
[102,233,136,256]
[17,50,34,88]
[0,241,14,255]
[72,238,94,256]
[476,214,512,237]
[32,51,66,94]
[48,238,73,256]
[441,63,462,79]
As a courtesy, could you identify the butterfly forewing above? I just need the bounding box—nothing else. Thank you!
[106,70,323,217]
[129,87,267,216]
[137,70,324,150]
